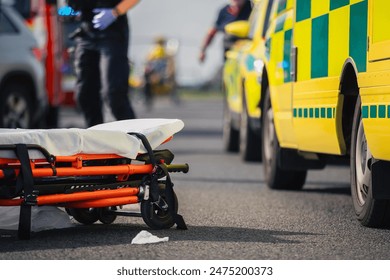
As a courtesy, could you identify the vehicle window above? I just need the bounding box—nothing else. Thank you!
[276,0,287,14]
[262,0,274,38]
[0,11,18,34]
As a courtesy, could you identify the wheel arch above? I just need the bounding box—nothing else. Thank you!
[338,58,360,156]
[259,66,269,123]
[0,71,37,101]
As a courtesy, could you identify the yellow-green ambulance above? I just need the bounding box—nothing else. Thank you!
[223,0,272,161]
[226,0,390,227]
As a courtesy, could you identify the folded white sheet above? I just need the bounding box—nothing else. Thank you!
[0,118,184,159]
[0,206,74,232]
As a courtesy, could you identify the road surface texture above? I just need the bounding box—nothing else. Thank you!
[1,94,390,259]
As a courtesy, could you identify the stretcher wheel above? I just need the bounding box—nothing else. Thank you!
[98,207,117,224]
[141,185,178,229]
[68,208,99,225]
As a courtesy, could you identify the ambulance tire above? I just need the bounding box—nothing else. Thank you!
[223,100,240,152]
[350,98,390,228]
[68,208,99,225]
[141,184,178,229]
[240,98,261,162]
[261,88,306,190]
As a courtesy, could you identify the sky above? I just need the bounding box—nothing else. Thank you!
[129,0,229,86]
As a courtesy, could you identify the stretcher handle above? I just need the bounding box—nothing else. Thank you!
[166,163,189,174]
[0,144,54,163]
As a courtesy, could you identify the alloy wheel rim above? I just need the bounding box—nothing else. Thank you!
[355,118,372,206]
[223,105,231,138]
[264,107,275,167]
[3,92,29,128]
[240,109,248,152]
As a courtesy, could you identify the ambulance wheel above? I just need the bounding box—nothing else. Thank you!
[223,99,239,152]
[261,87,306,190]
[68,208,99,225]
[98,207,117,224]
[351,98,390,227]
[141,185,178,229]
[240,96,261,162]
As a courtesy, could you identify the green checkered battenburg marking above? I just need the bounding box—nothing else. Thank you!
[311,14,329,78]
[350,1,368,72]
[295,0,368,79]
[327,108,332,118]
[293,107,335,119]
[321,108,326,118]
[362,105,390,119]
[296,0,311,22]
[379,105,386,118]
[370,105,377,118]
[330,0,350,10]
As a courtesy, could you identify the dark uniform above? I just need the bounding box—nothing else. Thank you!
[215,0,252,55]
[73,0,136,127]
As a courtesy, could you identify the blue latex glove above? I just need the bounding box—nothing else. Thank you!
[92,8,117,30]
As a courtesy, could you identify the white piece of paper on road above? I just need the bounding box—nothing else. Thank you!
[0,206,74,232]
[131,230,169,245]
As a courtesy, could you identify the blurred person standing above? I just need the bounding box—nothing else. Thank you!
[143,36,177,108]
[68,0,140,127]
[199,0,252,63]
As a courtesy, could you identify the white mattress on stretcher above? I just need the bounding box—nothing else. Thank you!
[0,118,184,159]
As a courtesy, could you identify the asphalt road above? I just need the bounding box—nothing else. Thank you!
[1,94,390,260]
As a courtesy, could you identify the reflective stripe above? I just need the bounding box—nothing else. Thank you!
[293,106,336,119]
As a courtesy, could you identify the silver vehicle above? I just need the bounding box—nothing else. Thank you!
[0,2,48,128]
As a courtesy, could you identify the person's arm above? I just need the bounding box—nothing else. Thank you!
[113,0,141,17]
[199,27,218,63]
[199,7,225,63]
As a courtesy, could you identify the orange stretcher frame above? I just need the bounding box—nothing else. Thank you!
[0,139,189,239]
[0,153,152,208]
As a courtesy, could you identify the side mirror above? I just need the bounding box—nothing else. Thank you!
[224,21,250,39]
[225,50,238,60]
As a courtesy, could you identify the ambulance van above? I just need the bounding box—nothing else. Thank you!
[227,0,390,227]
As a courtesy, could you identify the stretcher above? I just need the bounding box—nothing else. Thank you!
[0,119,188,239]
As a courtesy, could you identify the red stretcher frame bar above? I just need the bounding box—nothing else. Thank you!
[0,153,153,208]
[0,153,154,179]
[0,188,140,207]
